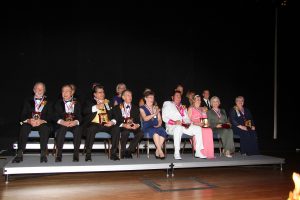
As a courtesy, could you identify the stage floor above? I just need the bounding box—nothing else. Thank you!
[3,153,284,183]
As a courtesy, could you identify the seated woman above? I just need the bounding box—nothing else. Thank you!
[112,83,127,106]
[207,96,235,158]
[140,90,167,159]
[229,96,260,155]
[188,95,215,159]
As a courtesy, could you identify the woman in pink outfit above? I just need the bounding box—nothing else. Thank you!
[188,95,215,159]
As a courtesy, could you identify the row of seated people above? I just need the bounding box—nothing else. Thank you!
[12,82,260,163]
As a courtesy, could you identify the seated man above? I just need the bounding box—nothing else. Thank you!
[162,90,206,160]
[112,89,144,159]
[13,82,52,163]
[53,84,82,162]
[82,83,120,161]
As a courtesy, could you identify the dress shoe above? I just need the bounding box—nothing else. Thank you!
[160,156,166,160]
[12,156,23,163]
[124,151,133,159]
[174,153,182,160]
[73,154,79,162]
[110,154,120,161]
[225,150,232,158]
[55,156,62,162]
[85,154,92,162]
[155,154,160,159]
[40,155,48,163]
[195,152,207,159]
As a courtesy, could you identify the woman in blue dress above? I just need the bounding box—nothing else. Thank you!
[140,90,167,159]
[229,96,260,155]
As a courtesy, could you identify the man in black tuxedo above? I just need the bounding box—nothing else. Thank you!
[112,89,144,159]
[201,89,211,109]
[82,84,120,161]
[53,84,82,162]
[13,82,52,163]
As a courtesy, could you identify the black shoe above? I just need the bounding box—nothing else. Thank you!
[160,156,166,160]
[85,154,92,162]
[40,155,48,163]
[155,154,160,159]
[124,151,133,159]
[110,154,120,161]
[73,154,79,162]
[55,156,62,162]
[12,156,23,163]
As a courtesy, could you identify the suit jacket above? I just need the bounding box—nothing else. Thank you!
[112,103,141,127]
[53,98,82,124]
[82,99,113,127]
[162,101,190,132]
[20,96,53,123]
[201,98,211,109]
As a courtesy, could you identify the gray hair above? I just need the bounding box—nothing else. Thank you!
[116,83,126,93]
[210,96,220,105]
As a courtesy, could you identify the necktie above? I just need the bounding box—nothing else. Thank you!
[207,100,210,108]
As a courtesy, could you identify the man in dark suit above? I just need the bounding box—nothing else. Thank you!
[13,82,52,163]
[53,84,82,162]
[82,84,120,161]
[201,89,211,109]
[112,89,144,159]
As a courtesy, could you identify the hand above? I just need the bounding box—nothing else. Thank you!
[238,125,248,131]
[60,120,69,127]
[96,104,104,110]
[216,124,222,128]
[123,123,132,129]
[29,119,38,127]
[67,121,78,127]
[131,123,140,130]
[104,121,114,127]
[251,126,255,131]
[175,120,182,125]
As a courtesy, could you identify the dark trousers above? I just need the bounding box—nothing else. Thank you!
[18,123,51,155]
[55,125,82,156]
[85,123,120,155]
[120,128,144,155]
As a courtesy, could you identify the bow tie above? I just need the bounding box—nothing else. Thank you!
[64,100,72,103]
[35,98,42,101]
[126,105,130,109]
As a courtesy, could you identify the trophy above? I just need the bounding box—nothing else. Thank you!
[99,113,109,125]
[32,111,41,120]
[124,117,134,127]
[244,120,252,130]
[200,118,209,128]
[65,113,75,121]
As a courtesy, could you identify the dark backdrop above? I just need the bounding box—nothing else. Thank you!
[1,2,298,152]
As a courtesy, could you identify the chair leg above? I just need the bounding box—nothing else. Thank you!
[118,140,121,158]
[147,139,150,159]
[52,142,56,156]
[137,143,140,158]
[164,140,167,158]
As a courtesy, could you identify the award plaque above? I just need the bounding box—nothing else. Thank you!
[221,123,231,129]
[32,111,41,120]
[182,123,191,129]
[65,113,75,121]
[99,113,109,125]
[124,117,134,127]
[244,120,252,129]
[200,118,209,128]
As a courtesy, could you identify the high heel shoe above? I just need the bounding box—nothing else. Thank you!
[155,155,160,159]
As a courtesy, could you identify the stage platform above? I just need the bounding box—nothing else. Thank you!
[3,153,284,183]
